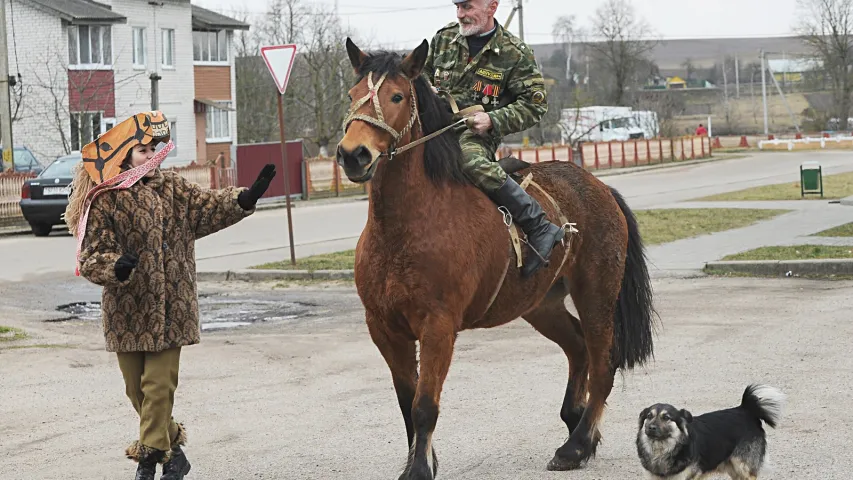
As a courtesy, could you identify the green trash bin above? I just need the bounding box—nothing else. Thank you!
[800,161,823,198]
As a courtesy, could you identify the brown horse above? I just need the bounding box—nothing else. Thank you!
[336,38,658,479]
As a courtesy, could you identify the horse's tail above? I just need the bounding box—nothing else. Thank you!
[608,187,658,371]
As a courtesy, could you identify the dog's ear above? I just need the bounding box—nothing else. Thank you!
[638,407,651,428]
[679,409,693,426]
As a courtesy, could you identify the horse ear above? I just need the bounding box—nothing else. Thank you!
[346,37,366,73]
[400,39,429,79]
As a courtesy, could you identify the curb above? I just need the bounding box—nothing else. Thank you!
[704,259,853,276]
[591,154,745,178]
[840,195,853,206]
[198,269,354,282]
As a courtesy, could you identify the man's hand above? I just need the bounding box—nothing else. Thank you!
[465,112,493,135]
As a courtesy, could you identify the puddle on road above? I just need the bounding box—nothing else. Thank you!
[54,297,316,331]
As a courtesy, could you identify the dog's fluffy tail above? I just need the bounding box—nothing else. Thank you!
[741,384,785,429]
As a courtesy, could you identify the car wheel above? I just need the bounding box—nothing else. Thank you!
[31,223,52,237]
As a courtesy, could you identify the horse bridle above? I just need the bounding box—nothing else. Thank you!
[341,71,469,161]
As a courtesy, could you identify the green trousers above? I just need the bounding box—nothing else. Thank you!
[459,129,508,193]
[117,347,183,453]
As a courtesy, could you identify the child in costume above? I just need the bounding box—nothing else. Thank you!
[65,111,276,480]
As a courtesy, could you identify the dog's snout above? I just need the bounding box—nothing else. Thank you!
[336,144,372,171]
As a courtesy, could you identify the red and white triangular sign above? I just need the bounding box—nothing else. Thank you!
[260,44,297,95]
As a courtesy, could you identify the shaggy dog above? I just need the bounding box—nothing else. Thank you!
[636,384,785,479]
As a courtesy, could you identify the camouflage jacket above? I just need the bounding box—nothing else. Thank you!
[422,21,547,139]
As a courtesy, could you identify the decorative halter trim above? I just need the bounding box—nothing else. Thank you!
[342,71,420,160]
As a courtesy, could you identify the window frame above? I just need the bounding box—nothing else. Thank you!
[70,111,106,151]
[161,28,175,69]
[132,27,147,70]
[205,103,232,143]
[192,30,230,65]
[67,25,113,70]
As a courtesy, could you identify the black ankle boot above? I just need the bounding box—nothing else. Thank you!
[161,445,192,480]
[488,177,565,277]
[127,442,167,480]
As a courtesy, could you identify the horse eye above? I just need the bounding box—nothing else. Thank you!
[347,94,352,101]
[391,93,404,103]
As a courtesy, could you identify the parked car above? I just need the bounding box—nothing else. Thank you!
[1,146,44,175]
[19,152,79,236]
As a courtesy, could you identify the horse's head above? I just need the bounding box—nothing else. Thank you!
[336,38,428,183]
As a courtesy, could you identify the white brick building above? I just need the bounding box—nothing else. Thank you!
[5,0,247,168]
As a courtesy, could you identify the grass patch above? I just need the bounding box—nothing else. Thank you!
[721,245,853,261]
[0,326,27,342]
[634,208,789,245]
[704,268,853,281]
[813,222,853,237]
[693,171,853,201]
[253,250,356,271]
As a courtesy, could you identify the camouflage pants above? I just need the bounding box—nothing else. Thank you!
[459,129,508,193]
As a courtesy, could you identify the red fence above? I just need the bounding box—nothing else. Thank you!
[235,140,305,199]
[508,136,712,169]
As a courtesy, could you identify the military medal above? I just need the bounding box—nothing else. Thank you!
[482,84,493,104]
[492,85,500,105]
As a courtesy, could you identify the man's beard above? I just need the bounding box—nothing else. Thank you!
[458,20,482,36]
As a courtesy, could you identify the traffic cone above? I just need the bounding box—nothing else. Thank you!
[712,137,722,148]
[795,133,802,139]
[739,136,750,147]
[768,134,775,140]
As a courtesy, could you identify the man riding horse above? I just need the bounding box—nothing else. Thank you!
[422,0,564,277]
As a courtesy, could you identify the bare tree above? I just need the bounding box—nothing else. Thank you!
[584,0,658,106]
[552,15,577,82]
[235,0,360,155]
[795,0,853,129]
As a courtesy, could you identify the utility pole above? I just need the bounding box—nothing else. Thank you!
[760,50,769,135]
[517,0,524,41]
[0,0,14,172]
[149,1,163,111]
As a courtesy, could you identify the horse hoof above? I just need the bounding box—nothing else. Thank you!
[546,440,595,471]
[546,452,585,471]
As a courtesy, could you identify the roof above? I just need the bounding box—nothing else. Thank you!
[23,0,126,25]
[191,5,250,31]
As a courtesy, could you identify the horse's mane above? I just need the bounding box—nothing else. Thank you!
[356,51,469,186]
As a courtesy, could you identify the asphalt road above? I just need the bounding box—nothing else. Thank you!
[0,276,850,479]
[2,150,852,282]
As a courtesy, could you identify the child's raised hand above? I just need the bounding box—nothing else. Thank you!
[238,164,277,210]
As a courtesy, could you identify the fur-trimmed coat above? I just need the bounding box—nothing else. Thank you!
[79,169,253,353]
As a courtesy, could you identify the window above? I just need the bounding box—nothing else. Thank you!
[167,120,177,157]
[205,105,231,141]
[68,25,112,67]
[161,29,174,67]
[70,112,103,151]
[132,27,146,68]
[193,30,229,63]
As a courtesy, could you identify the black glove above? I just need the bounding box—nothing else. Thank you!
[114,252,138,282]
[238,164,277,210]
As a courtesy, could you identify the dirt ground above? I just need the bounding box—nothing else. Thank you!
[0,276,850,479]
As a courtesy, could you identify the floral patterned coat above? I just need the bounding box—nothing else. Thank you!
[79,169,253,353]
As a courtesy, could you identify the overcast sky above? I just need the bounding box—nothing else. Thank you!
[194,0,802,50]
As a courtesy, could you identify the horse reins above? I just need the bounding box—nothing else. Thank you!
[341,71,471,161]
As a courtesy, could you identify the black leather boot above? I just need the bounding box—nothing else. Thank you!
[161,445,191,479]
[127,442,167,480]
[488,176,565,277]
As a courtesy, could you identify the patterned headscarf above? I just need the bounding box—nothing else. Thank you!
[81,111,171,184]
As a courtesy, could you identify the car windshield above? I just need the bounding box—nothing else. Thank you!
[40,155,79,179]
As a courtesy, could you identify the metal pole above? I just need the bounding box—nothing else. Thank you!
[0,0,14,171]
[517,0,524,41]
[760,50,769,135]
[735,53,740,98]
[277,91,296,266]
[150,73,161,110]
